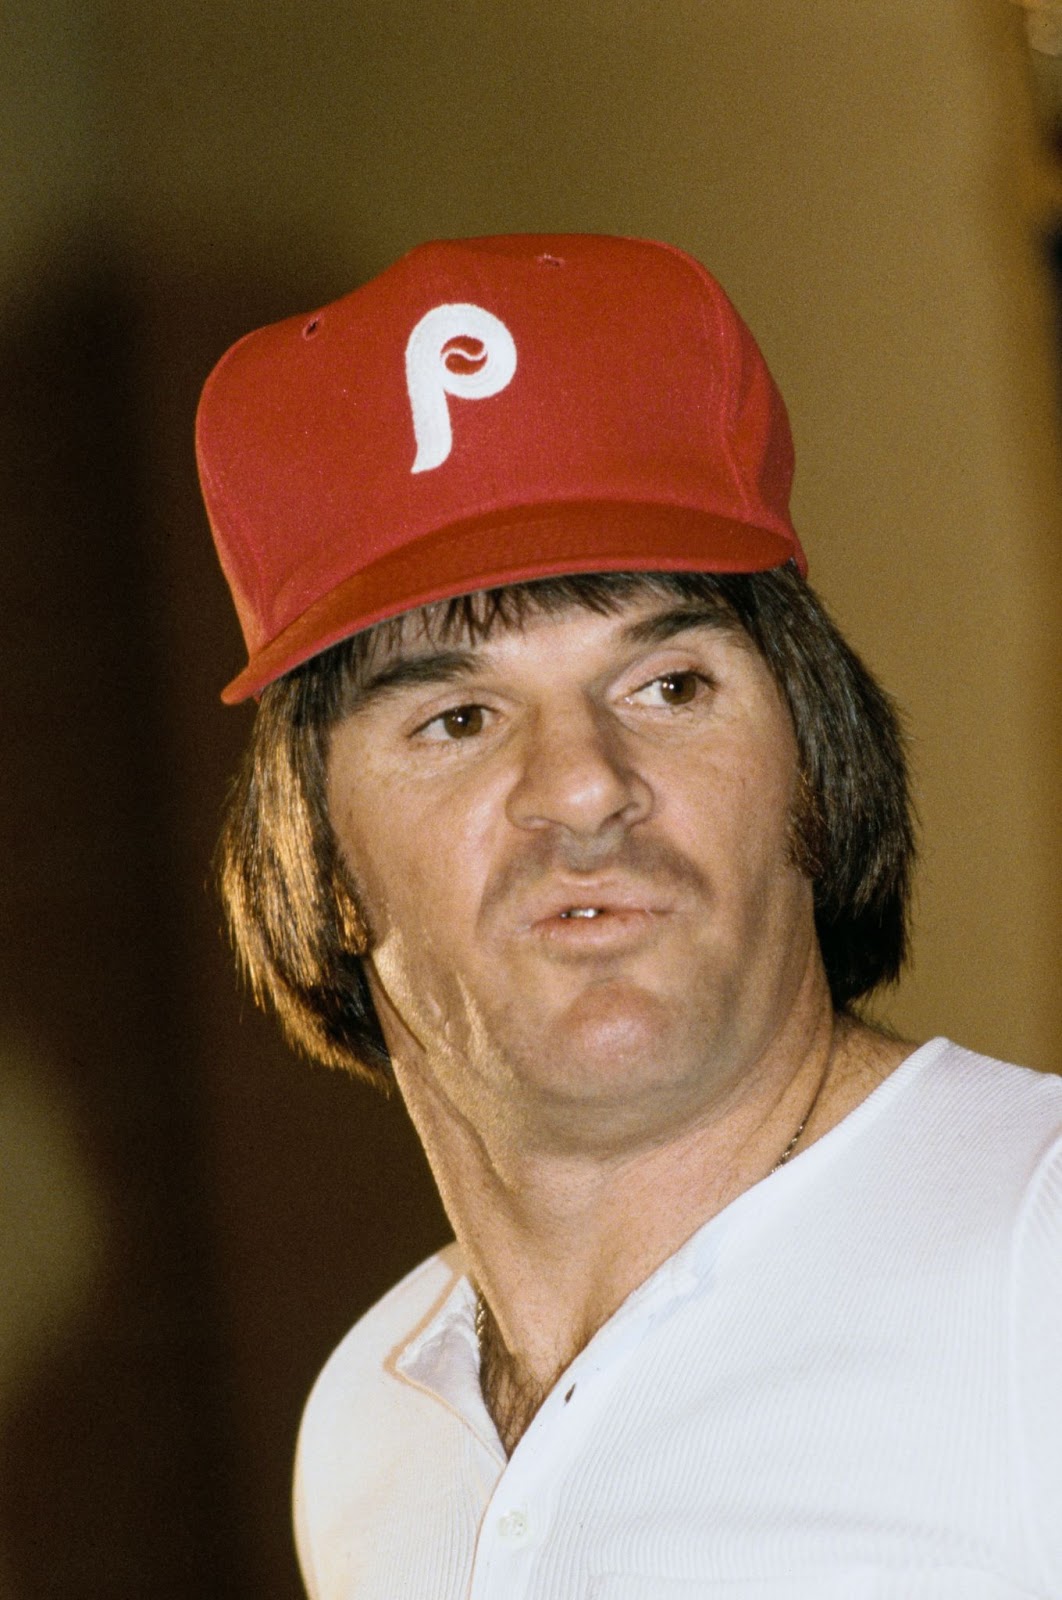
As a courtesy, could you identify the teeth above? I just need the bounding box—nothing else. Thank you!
[562,907,602,919]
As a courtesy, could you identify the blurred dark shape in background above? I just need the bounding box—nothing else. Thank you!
[1020,2,1062,377]
[0,249,448,1594]
[1,2,1059,1595]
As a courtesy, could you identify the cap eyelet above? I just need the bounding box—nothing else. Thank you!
[302,317,322,339]
[536,253,565,268]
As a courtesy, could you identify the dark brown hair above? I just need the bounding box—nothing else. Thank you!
[217,566,915,1089]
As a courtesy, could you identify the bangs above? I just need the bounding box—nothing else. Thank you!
[424,572,721,641]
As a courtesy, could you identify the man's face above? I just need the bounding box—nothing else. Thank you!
[326,594,821,1153]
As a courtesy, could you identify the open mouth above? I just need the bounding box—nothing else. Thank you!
[543,904,661,937]
[520,884,673,940]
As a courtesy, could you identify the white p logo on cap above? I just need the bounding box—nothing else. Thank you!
[405,303,518,474]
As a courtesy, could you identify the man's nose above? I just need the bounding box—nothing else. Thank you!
[505,698,653,839]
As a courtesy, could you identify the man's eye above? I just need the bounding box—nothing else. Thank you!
[631,671,705,707]
[420,704,488,740]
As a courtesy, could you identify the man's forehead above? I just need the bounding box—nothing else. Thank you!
[352,581,746,675]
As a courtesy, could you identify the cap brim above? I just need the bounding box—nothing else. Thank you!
[221,499,798,703]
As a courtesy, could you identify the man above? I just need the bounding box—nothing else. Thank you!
[196,235,1062,1599]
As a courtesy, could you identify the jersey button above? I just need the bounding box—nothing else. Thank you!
[497,1508,531,1546]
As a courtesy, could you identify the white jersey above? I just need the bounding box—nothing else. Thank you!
[294,1039,1062,1600]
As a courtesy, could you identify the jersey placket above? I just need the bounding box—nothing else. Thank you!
[466,1249,708,1600]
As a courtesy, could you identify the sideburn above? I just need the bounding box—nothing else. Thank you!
[786,767,826,883]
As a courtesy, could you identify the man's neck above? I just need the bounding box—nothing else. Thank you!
[392,1006,911,1455]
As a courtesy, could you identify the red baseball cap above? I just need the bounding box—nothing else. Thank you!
[196,233,806,703]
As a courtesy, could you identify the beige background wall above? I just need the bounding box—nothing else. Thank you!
[2,2,1059,1595]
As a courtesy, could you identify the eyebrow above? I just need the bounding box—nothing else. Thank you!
[619,604,745,647]
[344,648,483,714]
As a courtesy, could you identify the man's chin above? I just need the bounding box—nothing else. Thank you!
[511,981,702,1103]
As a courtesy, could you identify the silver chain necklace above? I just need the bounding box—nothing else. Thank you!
[473,1066,829,1349]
